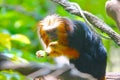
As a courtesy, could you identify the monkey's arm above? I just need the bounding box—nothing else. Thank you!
[36,41,79,59]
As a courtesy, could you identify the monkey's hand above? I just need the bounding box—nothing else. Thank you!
[36,41,60,58]
[36,50,48,58]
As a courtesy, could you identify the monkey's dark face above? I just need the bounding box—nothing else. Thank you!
[38,15,74,46]
[39,15,64,45]
[46,28,58,41]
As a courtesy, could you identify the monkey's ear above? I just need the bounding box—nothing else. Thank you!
[61,17,75,33]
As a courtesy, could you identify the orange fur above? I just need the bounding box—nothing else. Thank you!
[48,42,79,59]
[38,14,80,59]
[39,26,50,46]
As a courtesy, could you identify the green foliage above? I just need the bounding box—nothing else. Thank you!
[0,70,31,80]
[0,33,11,50]
[11,34,31,44]
[0,33,30,50]
[0,0,119,75]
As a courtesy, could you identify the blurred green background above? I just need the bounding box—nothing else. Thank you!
[0,0,120,79]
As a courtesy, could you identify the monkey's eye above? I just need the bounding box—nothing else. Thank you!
[49,42,58,48]
[46,29,58,41]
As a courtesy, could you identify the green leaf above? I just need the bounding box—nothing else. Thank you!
[0,33,11,50]
[10,55,28,64]
[11,34,31,44]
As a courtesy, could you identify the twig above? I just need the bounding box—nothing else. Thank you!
[49,65,70,77]
[27,68,52,78]
[106,72,120,80]
[51,0,120,46]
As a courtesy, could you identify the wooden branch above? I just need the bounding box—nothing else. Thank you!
[106,72,120,80]
[0,54,120,80]
[84,11,120,45]
[50,0,120,46]
[0,54,43,75]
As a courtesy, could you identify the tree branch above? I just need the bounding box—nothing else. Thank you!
[0,54,120,80]
[51,0,120,46]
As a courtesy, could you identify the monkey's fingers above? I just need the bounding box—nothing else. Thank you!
[36,50,48,58]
